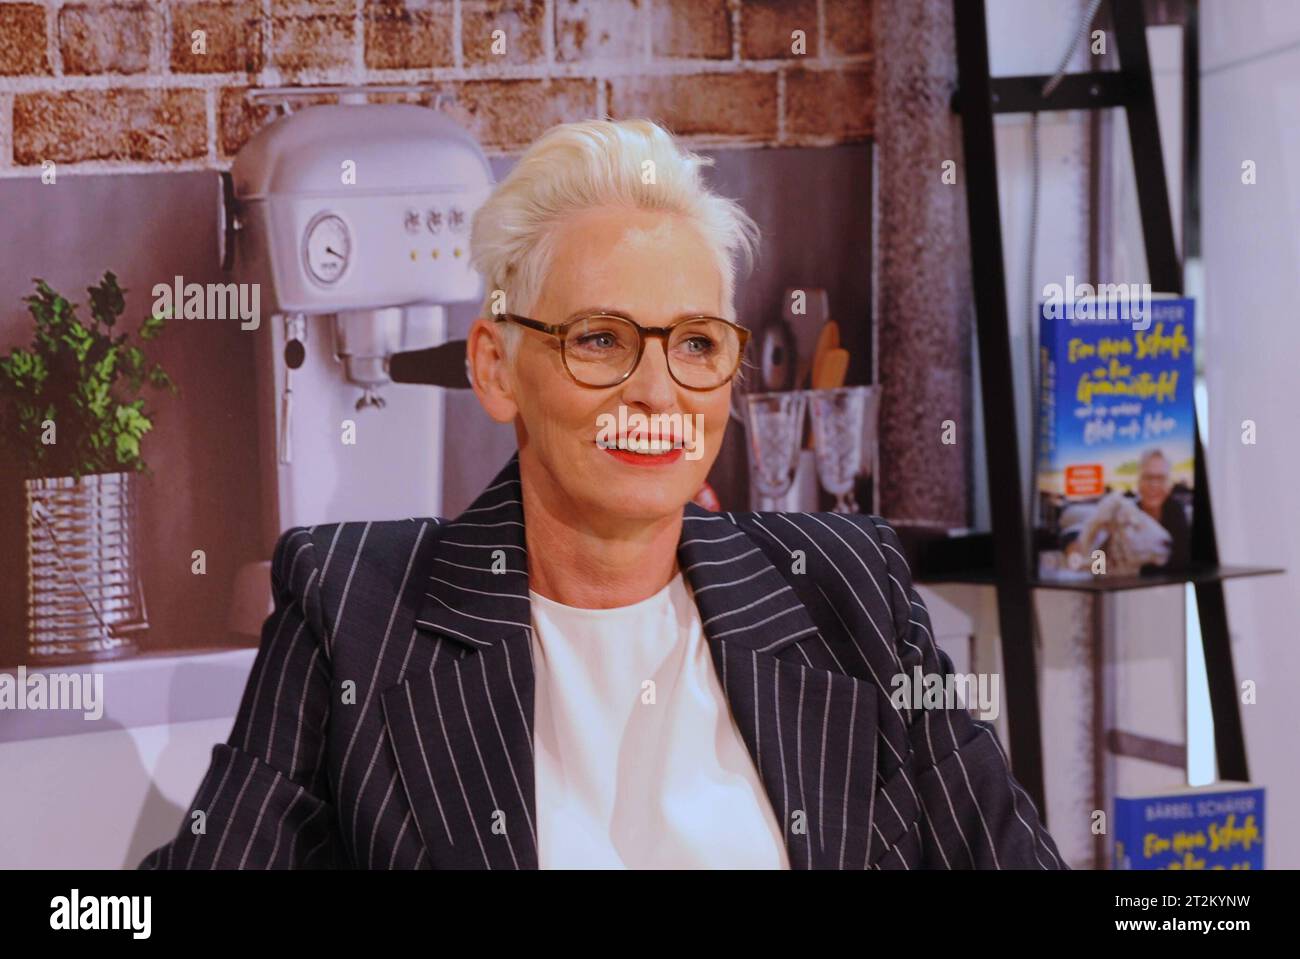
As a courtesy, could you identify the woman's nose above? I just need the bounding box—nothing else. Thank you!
[620,337,676,406]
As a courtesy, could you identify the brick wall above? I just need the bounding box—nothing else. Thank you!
[0,0,873,171]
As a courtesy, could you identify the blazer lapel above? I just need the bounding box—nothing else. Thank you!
[676,504,882,870]
[380,457,538,870]
[383,452,882,870]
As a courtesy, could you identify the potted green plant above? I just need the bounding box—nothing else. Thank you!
[0,271,175,664]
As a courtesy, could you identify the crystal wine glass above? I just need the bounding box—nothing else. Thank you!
[744,391,809,510]
[808,386,868,513]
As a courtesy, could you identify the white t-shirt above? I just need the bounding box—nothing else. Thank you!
[529,571,791,869]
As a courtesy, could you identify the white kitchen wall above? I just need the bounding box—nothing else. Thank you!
[1199,0,1300,868]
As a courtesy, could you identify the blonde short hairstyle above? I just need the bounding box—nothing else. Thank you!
[469,118,760,362]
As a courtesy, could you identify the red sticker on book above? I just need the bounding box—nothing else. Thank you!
[1065,464,1104,497]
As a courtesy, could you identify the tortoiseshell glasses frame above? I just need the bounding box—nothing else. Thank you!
[494,310,750,391]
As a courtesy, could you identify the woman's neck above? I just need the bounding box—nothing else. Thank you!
[519,466,682,610]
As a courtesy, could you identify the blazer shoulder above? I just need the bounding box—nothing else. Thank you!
[722,509,904,570]
[722,510,914,627]
[274,517,447,629]
[295,516,449,567]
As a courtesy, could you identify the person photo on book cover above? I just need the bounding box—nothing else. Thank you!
[139,118,1065,870]
[1133,448,1191,573]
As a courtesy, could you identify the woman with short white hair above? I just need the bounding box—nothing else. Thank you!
[141,118,1065,871]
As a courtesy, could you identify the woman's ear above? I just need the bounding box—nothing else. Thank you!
[466,317,518,424]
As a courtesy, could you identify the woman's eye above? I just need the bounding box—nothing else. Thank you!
[576,332,617,350]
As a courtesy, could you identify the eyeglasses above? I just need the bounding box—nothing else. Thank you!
[495,310,750,390]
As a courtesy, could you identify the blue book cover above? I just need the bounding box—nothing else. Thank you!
[1035,296,1196,579]
[1113,784,1265,870]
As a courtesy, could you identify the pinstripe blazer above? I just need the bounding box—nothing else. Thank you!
[139,451,1065,870]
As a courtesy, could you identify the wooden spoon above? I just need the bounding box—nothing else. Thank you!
[813,346,848,390]
[819,348,849,390]
[808,320,840,391]
[807,337,849,451]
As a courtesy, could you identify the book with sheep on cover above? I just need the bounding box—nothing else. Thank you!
[1034,295,1196,580]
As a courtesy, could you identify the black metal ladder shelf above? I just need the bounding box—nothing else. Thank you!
[941,0,1283,866]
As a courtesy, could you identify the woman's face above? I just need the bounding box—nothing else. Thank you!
[1138,455,1171,510]
[471,204,734,527]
